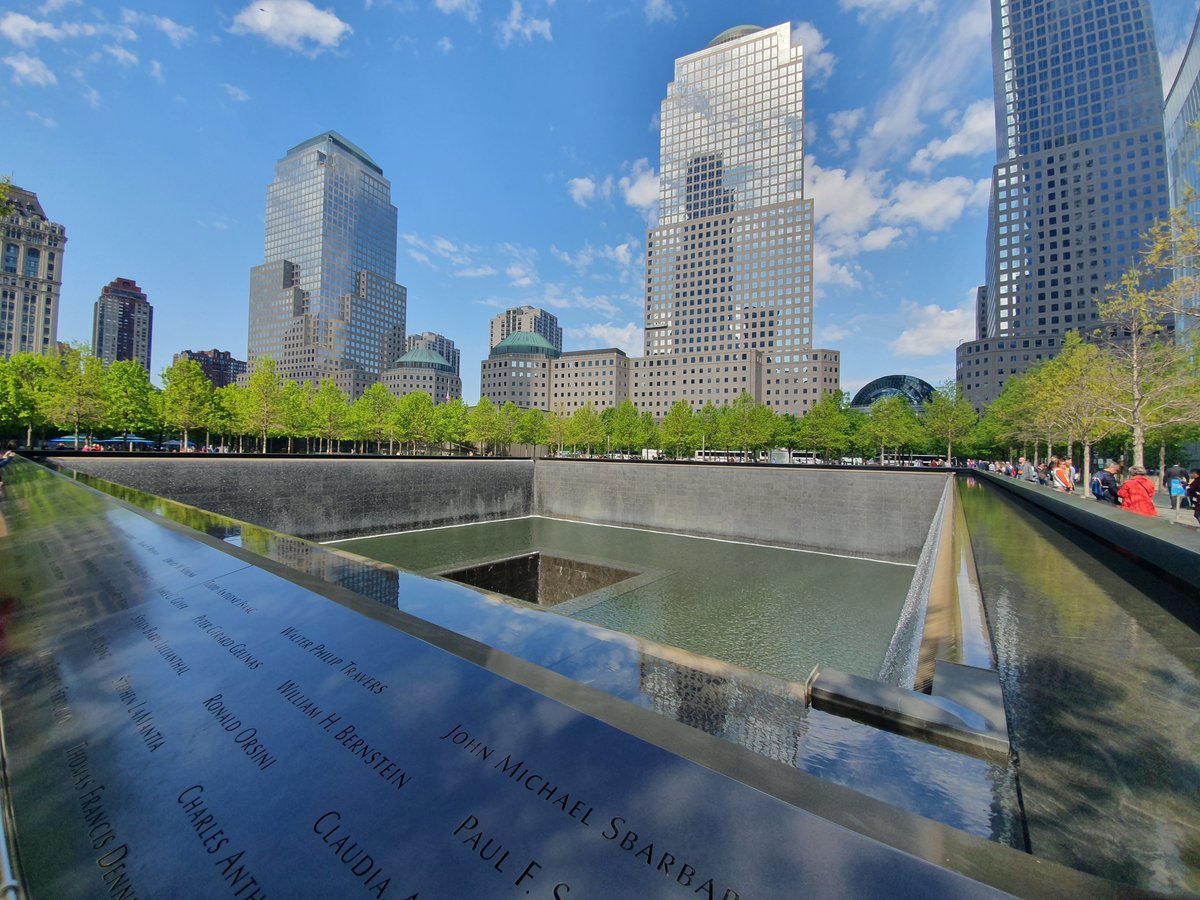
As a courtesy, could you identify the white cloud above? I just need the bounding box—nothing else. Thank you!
[790,22,835,88]
[816,322,853,343]
[149,59,163,81]
[0,12,134,46]
[860,226,902,251]
[437,36,453,52]
[619,158,658,224]
[507,262,535,287]
[105,44,137,66]
[838,0,936,20]
[567,176,596,206]
[827,107,864,154]
[435,0,479,22]
[26,109,56,127]
[1160,42,1188,99]
[122,11,195,47]
[407,249,433,267]
[891,300,974,357]
[499,1,550,46]
[805,159,888,238]
[567,322,643,355]
[221,82,250,101]
[910,98,994,172]
[402,232,474,266]
[644,0,675,24]
[39,0,82,12]
[455,265,497,277]
[3,52,56,85]
[855,2,991,167]
[0,13,61,46]
[230,0,352,56]
[81,83,100,107]
[883,176,989,231]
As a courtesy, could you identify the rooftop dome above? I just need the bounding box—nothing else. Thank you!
[850,375,936,410]
[706,25,764,49]
[491,331,561,358]
[393,347,453,372]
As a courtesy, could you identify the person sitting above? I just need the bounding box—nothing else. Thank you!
[1117,465,1158,517]
[1093,462,1122,504]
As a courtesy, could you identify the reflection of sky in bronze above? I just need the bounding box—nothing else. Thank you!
[960,481,1200,894]
[338,518,913,684]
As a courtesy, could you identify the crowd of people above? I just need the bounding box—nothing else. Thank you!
[963,456,1200,526]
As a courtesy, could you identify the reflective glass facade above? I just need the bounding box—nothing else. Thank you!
[642,23,837,417]
[247,132,406,395]
[958,0,1170,409]
[1165,11,1200,340]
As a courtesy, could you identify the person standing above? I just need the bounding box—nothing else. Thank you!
[1118,466,1158,517]
[1019,456,1037,483]
[1186,470,1200,526]
[1164,461,1189,510]
[0,441,14,496]
[1052,458,1074,493]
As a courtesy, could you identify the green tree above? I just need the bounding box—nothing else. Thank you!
[660,400,699,458]
[515,407,551,451]
[796,391,853,462]
[547,404,571,455]
[244,357,283,452]
[210,384,244,452]
[436,398,470,452]
[105,360,156,447]
[0,352,57,446]
[607,400,642,454]
[160,357,212,448]
[277,380,312,454]
[697,402,725,452]
[567,403,602,454]
[497,402,521,454]
[43,345,108,446]
[351,382,396,454]
[638,411,660,454]
[863,394,922,462]
[467,396,501,455]
[1092,205,1200,467]
[921,381,978,463]
[310,379,350,452]
[0,177,10,216]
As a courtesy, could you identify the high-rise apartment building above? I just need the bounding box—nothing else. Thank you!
[640,24,839,417]
[93,277,153,370]
[404,330,460,375]
[488,306,561,353]
[247,132,406,399]
[957,0,1170,408]
[1166,10,1200,340]
[1,186,65,359]
[174,348,247,388]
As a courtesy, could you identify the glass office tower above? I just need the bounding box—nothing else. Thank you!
[1165,10,1200,340]
[247,132,406,398]
[957,0,1169,409]
[638,24,840,418]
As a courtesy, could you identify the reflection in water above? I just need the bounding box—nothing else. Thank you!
[26,460,1023,847]
[960,478,1200,893]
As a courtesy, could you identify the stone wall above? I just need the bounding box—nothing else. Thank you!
[50,456,946,562]
[534,461,947,563]
[53,457,534,541]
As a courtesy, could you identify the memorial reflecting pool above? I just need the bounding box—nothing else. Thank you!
[332,518,914,684]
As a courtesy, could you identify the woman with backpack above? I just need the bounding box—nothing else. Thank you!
[1117,466,1158,517]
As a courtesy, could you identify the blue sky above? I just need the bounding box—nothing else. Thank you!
[2,0,1195,401]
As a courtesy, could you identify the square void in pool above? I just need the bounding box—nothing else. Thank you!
[441,552,640,607]
[333,518,914,684]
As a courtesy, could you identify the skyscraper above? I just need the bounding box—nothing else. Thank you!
[404,330,460,375]
[957,0,1170,409]
[1165,9,1200,340]
[93,277,153,370]
[247,131,406,399]
[638,24,840,418]
[1,186,65,360]
[488,306,562,353]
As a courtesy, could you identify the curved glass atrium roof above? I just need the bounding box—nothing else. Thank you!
[850,375,936,409]
[706,25,764,48]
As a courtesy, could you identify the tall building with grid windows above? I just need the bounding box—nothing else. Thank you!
[488,306,562,353]
[247,132,406,399]
[1,186,65,360]
[639,23,840,418]
[956,0,1170,409]
[93,277,153,371]
[1166,8,1200,342]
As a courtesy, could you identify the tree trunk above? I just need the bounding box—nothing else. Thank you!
[1132,422,1145,469]
[1082,441,1092,495]
[1159,443,1166,493]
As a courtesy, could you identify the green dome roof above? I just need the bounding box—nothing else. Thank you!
[491,331,561,358]
[395,347,453,371]
[706,25,764,49]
